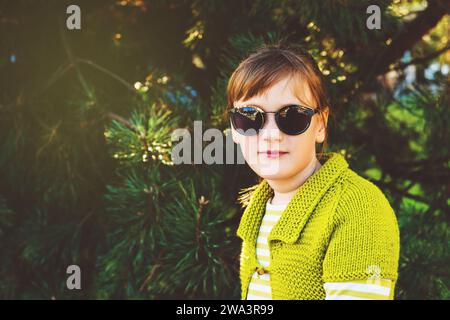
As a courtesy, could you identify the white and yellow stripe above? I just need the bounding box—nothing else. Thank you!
[324,279,393,300]
[246,200,284,300]
[246,199,393,300]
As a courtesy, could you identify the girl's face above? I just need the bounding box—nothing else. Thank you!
[231,76,328,180]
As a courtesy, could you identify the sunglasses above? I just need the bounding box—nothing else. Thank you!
[229,104,320,136]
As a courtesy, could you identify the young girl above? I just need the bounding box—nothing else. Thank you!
[227,44,400,300]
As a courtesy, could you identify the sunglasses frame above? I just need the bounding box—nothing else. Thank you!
[229,104,320,136]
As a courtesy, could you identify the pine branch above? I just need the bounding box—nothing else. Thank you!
[196,196,209,245]
[59,23,95,100]
[377,180,429,204]
[395,44,450,70]
[369,0,449,77]
[76,58,136,93]
[139,262,161,292]
[105,112,138,132]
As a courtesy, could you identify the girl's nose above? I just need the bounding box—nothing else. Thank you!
[259,113,282,142]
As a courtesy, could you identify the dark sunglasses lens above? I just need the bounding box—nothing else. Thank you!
[276,106,312,135]
[231,107,263,136]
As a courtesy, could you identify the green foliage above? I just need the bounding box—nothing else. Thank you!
[397,200,449,299]
[0,0,448,300]
[156,177,240,299]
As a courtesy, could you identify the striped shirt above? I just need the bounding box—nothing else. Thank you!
[246,199,393,300]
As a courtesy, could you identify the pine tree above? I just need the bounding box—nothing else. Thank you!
[0,0,448,299]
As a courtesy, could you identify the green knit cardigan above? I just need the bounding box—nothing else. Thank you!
[236,152,400,300]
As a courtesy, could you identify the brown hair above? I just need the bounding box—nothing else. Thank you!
[226,43,331,160]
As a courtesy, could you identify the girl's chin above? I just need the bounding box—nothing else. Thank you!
[255,166,291,179]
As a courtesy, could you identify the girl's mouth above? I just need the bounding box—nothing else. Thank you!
[258,150,289,158]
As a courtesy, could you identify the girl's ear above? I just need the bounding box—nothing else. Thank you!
[315,107,329,144]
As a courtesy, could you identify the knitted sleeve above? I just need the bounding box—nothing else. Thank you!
[322,175,400,285]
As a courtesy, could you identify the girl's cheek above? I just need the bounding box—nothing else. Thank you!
[291,134,310,148]
[239,138,256,160]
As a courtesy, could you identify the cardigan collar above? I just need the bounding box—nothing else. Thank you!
[236,151,349,244]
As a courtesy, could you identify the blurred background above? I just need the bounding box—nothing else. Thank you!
[0,0,448,299]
